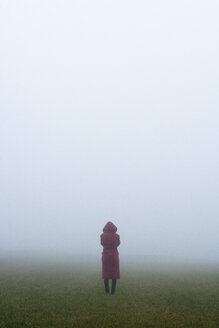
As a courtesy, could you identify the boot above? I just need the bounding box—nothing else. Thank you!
[111,279,116,294]
[104,279,109,294]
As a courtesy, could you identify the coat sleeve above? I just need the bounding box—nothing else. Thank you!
[115,234,120,247]
[100,234,104,246]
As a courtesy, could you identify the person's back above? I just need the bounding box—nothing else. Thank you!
[100,221,120,294]
[101,231,120,250]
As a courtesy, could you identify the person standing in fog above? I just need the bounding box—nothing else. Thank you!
[100,221,120,294]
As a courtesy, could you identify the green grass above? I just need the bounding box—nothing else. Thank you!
[0,262,218,328]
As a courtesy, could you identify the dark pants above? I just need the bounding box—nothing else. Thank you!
[104,279,117,294]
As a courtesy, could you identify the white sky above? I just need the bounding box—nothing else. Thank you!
[0,0,219,264]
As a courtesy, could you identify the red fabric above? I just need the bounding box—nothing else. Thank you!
[101,221,120,279]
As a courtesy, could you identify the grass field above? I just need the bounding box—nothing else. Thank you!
[0,261,218,328]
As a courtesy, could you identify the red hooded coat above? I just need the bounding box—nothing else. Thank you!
[100,221,120,279]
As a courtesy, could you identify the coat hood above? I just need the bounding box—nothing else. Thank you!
[103,221,117,233]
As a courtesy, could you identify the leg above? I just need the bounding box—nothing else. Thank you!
[104,279,109,294]
[111,279,117,294]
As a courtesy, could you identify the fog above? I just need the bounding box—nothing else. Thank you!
[0,0,218,265]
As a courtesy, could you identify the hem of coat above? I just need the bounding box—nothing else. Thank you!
[102,277,120,279]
